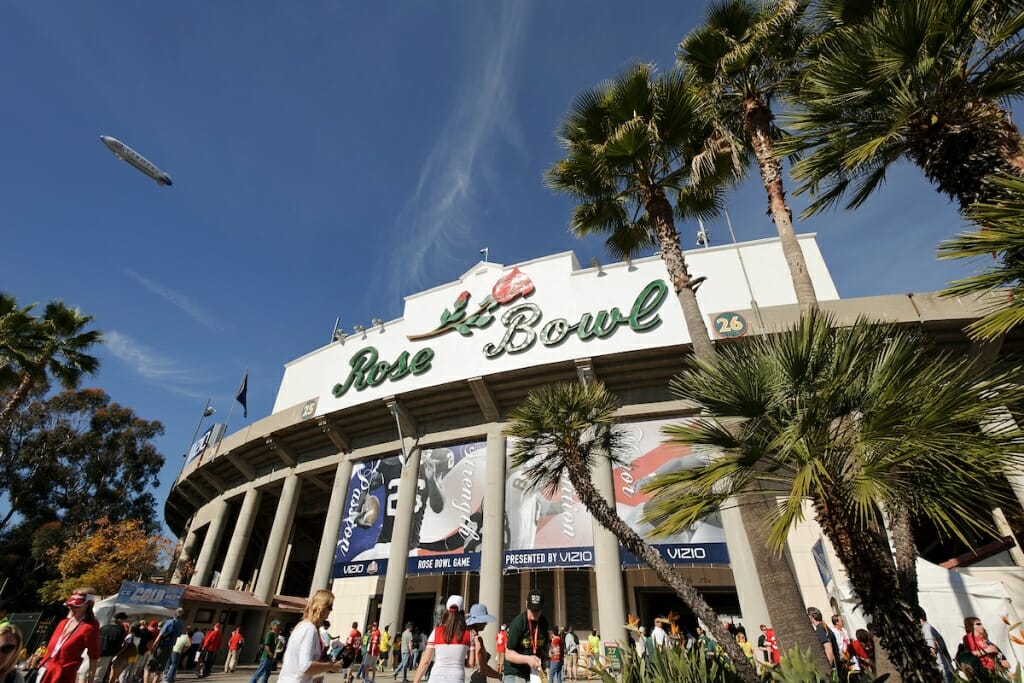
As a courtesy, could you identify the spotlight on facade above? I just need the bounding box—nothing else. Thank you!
[589,257,605,276]
[353,324,367,339]
[371,318,384,332]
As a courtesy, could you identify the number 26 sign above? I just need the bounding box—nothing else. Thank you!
[711,312,748,338]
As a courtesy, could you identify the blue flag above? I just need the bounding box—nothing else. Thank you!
[235,371,248,418]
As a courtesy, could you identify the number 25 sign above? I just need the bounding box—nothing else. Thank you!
[711,312,748,338]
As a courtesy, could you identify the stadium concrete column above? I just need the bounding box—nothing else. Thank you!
[479,426,506,646]
[189,498,228,587]
[378,437,420,634]
[311,456,355,590]
[172,524,199,584]
[254,473,301,603]
[577,359,627,646]
[590,455,627,647]
[218,487,263,590]
[720,503,771,629]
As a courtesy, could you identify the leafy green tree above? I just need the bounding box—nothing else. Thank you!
[505,381,760,683]
[0,387,165,532]
[545,63,730,362]
[784,0,1024,217]
[645,310,1024,681]
[0,300,101,430]
[940,174,1024,339]
[679,0,818,308]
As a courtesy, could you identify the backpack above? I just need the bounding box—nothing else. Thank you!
[100,624,127,658]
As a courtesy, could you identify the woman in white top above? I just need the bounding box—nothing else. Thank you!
[413,596,475,683]
[278,590,345,683]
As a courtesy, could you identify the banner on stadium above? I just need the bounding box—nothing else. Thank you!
[613,418,729,566]
[504,442,596,570]
[333,453,403,577]
[407,441,487,575]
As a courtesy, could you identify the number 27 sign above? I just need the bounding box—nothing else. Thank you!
[711,312,748,338]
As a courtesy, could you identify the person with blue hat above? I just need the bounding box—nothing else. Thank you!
[466,605,500,683]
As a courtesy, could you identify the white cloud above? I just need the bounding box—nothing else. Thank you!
[381,0,531,305]
[104,331,207,399]
[124,270,222,332]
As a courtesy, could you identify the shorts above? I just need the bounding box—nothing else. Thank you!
[363,656,378,670]
[151,646,172,671]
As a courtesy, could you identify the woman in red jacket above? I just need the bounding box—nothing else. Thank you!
[39,589,101,683]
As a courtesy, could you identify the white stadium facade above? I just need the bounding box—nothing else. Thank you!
[165,235,1024,661]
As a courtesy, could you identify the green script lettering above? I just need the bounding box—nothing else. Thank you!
[629,280,667,331]
[332,280,667,394]
[333,346,435,397]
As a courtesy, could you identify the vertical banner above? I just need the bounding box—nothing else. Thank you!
[407,441,487,574]
[613,418,729,566]
[333,453,403,578]
[503,444,595,571]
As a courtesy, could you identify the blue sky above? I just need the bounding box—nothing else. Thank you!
[1,1,979,536]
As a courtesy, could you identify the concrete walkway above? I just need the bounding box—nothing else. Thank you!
[190,664,403,683]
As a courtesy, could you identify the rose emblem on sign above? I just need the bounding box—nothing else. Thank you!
[492,268,535,304]
[408,268,536,341]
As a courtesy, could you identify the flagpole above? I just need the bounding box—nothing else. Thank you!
[224,369,248,437]
[223,400,236,438]
[187,398,215,458]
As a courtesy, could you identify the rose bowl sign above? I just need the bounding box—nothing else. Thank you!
[332,269,669,398]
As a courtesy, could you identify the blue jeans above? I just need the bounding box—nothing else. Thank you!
[393,652,412,681]
[166,652,182,683]
[249,657,274,683]
[549,661,563,683]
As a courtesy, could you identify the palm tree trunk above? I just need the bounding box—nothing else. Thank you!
[0,369,38,432]
[563,449,760,683]
[647,187,818,667]
[743,99,817,310]
[643,191,717,364]
[815,502,937,683]
[995,109,1024,176]
[737,490,831,670]
[887,506,919,607]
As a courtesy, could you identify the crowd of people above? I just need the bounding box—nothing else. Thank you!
[6,588,1023,683]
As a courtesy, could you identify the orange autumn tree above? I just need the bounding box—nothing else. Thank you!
[39,517,172,602]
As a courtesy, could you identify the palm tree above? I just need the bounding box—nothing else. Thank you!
[0,293,44,395]
[0,301,101,431]
[679,0,818,308]
[505,381,760,683]
[545,63,731,363]
[940,174,1024,340]
[644,309,1024,682]
[784,0,1024,217]
[546,62,820,666]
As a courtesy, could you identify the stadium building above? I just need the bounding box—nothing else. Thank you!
[165,235,1024,660]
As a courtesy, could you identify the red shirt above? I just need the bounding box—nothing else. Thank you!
[202,628,224,652]
[346,629,362,651]
[369,629,381,657]
[228,632,244,651]
[765,628,780,665]
[495,631,507,653]
[549,636,562,662]
[40,617,100,683]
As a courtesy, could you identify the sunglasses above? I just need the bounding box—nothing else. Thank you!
[0,644,17,655]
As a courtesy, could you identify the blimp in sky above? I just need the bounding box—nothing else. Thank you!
[100,135,173,186]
